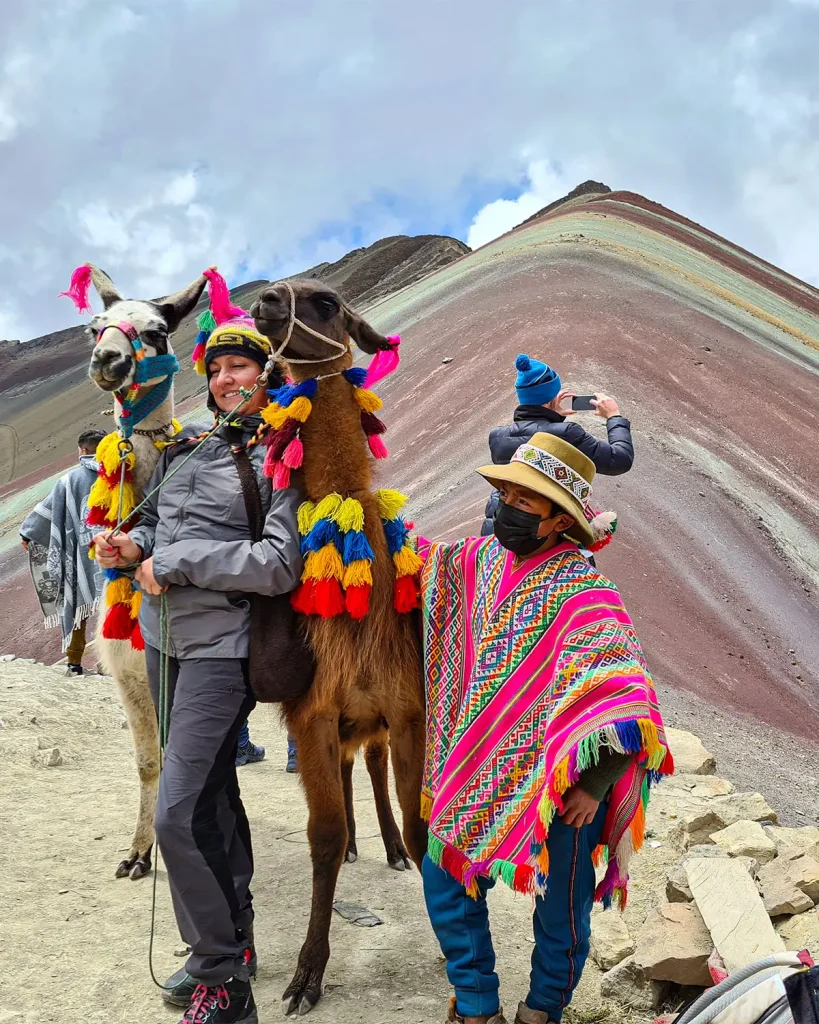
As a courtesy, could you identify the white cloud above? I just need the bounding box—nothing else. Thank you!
[466,160,583,250]
[163,172,198,207]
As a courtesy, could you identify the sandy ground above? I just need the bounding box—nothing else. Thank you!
[0,658,679,1024]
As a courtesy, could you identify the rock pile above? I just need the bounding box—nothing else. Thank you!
[591,728,819,1013]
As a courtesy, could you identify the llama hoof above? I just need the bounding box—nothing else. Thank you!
[282,972,322,1016]
[389,854,412,872]
[282,994,319,1017]
[115,850,152,880]
[345,849,357,864]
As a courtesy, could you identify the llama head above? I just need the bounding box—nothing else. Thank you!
[66,265,209,392]
[250,279,394,367]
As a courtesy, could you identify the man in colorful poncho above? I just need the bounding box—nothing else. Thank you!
[418,432,673,1024]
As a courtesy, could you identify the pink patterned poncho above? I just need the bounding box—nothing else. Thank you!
[419,537,673,907]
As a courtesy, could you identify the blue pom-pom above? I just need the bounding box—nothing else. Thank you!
[303,519,342,553]
[104,568,123,582]
[194,328,211,347]
[342,367,368,388]
[515,354,531,372]
[342,529,375,566]
[382,516,408,557]
[268,378,318,404]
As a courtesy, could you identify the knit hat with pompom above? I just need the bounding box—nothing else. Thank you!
[191,269,273,376]
[514,354,561,406]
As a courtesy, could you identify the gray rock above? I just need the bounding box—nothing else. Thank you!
[599,955,669,1011]
[667,845,729,903]
[666,728,716,775]
[710,820,777,863]
[43,747,63,767]
[590,910,636,970]
[776,909,819,957]
[634,903,714,987]
[765,825,819,862]
[712,792,778,827]
[0,654,16,663]
[759,849,819,916]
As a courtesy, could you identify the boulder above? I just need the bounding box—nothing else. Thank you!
[665,728,716,775]
[759,849,819,916]
[686,857,785,971]
[765,825,819,862]
[662,774,735,799]
[599,955,669,1011]
[590,910,636,971]
[667,793,778,850]
[712,792,778,827]
[710,820,777,864]
[776,909,819,957]
[670,808,726,849]
[633,903,713,987]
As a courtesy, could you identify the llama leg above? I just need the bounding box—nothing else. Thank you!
[283,714,347,1016]
[365,734,411,871]
[113,662,162,880]
[341,754,358,863]
[389,712,428,869]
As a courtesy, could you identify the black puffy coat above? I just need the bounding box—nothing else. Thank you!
[481,405,634,535]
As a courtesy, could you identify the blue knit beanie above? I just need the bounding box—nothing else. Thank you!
[514,354,562,406]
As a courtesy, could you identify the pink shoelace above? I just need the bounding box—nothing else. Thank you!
[184,984,230,1022]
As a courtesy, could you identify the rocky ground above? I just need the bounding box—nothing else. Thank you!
[1,655,817,1024]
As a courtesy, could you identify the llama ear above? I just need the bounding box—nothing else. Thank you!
[153,273,209,333]
[88,265,123,309]
[343,306,393,354]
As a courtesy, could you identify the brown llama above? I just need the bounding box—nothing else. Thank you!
[251,281,427,1016]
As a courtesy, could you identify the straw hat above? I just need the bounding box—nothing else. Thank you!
[477,432,617,550]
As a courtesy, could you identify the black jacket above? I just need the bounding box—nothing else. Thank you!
[481,405,634,535]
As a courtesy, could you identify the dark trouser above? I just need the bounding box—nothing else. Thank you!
[422,802,608,1021]
[145,645,256,986]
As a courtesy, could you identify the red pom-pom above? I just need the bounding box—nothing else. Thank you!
[360,411,387,435]
[314,578,345,618]
[86,505,109,527]
[130,620,145,651]
[587,534,613,554]
[102,602,133,640]
[267,418,299,460]
[368,434,389,460]
[283,437,304,469]
[272,461,291,490]
[394,575,419,613]
[291,580,317,616]
[344,583,371,620]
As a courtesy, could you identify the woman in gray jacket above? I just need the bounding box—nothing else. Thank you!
[94,314,299,1024]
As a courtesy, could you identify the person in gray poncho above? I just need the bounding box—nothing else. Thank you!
[19,429,107,675]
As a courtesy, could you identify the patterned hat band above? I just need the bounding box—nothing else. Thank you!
[510,444,597,521]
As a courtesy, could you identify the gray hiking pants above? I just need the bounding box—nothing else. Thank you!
[145,645,256,986]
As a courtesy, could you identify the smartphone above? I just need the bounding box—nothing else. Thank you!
[571,395,596,412]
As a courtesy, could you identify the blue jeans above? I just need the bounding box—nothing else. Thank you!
[237,720,250,748]
[422,802,608,1020]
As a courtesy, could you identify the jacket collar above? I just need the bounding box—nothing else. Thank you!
[512,404,564,424]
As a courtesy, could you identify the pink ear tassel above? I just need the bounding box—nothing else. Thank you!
[368,434,389,460]
[203,268,248,325]
[272,461,292,490]
[262,446,277,479]
[58,264,93,314]
[282,437,304,469]
[364,336,401,388]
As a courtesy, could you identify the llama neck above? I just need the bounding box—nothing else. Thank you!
[114,383,176,493]
[299,375,372,502]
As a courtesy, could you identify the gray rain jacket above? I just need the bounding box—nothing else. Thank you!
[129,416,303,659]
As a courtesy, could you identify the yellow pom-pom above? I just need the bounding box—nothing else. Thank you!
[261,403,289,430]
[312,493,343,525]
[88,545,97,562]
[342,559,373,588]
[376,488,408,521]
[97,432,123,477]
[304,543,344,581]
[287,396,313,423]
[354,388,383,414]
[194,356,207,376]
[130,589,142,617]
[297,501,316,536]
[336,498,365,534]
[88,474,113,510]
[171,419,182,435]
[110,481,136,522]
[105,576,134,606]
[393,545,423,578]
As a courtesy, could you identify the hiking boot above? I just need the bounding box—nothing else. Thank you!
[447,997,508,1023]
[180,979,257,1023]
[514,1004,552,1024]
[235,741,265,767]
[163,942,257,1008]
[286,747,298,773]
[65,664,83,676]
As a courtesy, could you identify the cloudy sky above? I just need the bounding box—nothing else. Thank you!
[2,0,818,340]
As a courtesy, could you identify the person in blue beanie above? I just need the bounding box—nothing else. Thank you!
[481,355,634,536]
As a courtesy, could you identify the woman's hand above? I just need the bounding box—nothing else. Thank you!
[591,393,621,419]
[93,531,141,568]
[560,785,600,828]
[135,557,166,596]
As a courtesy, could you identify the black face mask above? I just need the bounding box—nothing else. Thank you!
[493,502,550,556]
